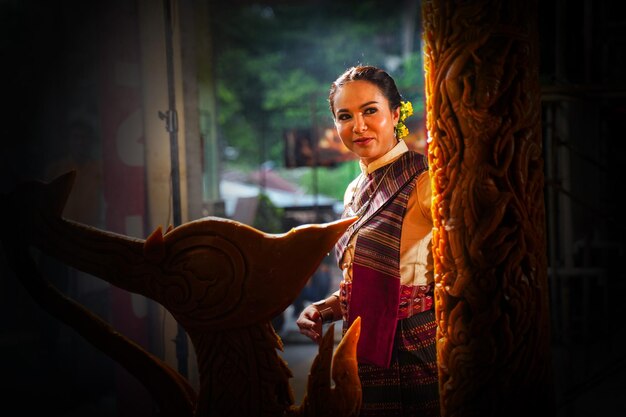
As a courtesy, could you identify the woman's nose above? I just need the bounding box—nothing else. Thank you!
[353,114,367,133]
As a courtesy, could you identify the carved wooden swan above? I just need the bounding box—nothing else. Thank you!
[0,171,362,417]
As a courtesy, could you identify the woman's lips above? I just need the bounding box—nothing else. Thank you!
[353,137,374,146]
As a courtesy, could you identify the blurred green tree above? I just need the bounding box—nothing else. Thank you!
[212,0,424,201]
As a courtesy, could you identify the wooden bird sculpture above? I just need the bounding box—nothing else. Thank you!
[0,170,362,417]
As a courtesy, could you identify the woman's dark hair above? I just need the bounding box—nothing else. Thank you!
[328,65,403,117]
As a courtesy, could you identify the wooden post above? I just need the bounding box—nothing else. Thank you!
[421,1,554,415]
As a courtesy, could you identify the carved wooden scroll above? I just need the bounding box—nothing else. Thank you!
[1,171,361,417]
[421,1,554,415]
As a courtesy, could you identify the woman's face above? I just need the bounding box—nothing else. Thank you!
[332,80,400,165]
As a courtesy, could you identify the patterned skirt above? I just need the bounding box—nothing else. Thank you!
[347,309,440,417]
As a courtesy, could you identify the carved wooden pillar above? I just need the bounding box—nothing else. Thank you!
[421,1,554,415]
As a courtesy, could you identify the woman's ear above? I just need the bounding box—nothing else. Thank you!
[392,106,400,124]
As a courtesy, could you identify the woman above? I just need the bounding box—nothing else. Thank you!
[296,65,440,416]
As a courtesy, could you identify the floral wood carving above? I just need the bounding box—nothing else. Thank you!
[422,0,554,415]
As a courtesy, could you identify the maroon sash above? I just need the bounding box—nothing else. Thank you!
[335,151,428,367]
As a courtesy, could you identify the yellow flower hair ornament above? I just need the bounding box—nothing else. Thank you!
[395,100,414,139]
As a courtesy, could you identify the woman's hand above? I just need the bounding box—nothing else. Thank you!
[296,304,323,344]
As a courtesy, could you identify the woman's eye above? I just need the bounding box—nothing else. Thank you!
[337,114,351,121]
[364,107,377,115]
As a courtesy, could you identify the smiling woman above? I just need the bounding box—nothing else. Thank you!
[331,80,400,165]
[296,65,439,417]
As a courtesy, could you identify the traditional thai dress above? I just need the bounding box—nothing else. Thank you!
[333,140,440,417]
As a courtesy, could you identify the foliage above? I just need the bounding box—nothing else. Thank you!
[212,0,425,195]
[253,192,284,233]
[394,51,426,116]
[297,160,361,202]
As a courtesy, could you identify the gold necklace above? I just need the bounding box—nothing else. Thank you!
[345,163,394,217]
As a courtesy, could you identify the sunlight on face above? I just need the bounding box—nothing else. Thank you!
[332,80,400,165]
